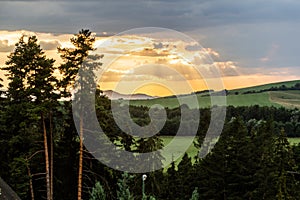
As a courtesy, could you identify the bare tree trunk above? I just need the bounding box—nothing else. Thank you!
[42,113,51,200]
[26,150,44,200]
[49,112,53,200]
[26,161,35,200]
[77,114,83,200]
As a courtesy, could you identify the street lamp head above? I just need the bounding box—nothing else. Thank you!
[142,174,147,181]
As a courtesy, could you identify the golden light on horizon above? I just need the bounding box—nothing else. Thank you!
[133,84,176,97]
[222,74,300,90]
[0,30,299,97]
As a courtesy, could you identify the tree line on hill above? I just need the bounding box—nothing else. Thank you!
[190,82,300,96]
[238,83,300,95]
[128,105,300,138]
[0,29,300,199]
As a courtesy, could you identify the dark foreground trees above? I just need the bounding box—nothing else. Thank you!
[1,35,59,200]
[58,29,100,200]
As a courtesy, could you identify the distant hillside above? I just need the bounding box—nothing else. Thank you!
[127,80,300,109]
[102,90,156,100]
[229,80,300,94]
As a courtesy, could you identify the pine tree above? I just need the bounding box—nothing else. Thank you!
[189,187,199,200]
[58,29,102,200]
[165,161,179,200]
[135,136,164,172]
[117,173,135,200]
[58,29,96,97]
[251,123,300,199]
[3,35,58,200]
[274,129,300,199]
[250,121,277,199]
[89,181,106,200]
[4,35,30,102]
[177,153,194,200]
[198,118,254,199]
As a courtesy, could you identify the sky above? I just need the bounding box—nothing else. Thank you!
[0,0,299,96]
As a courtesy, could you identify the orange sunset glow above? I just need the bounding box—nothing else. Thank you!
[0,30,299,97]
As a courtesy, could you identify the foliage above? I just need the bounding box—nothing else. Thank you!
[117,173,135,200]
[1,34,59,200]
[89,181,106,200]
[189,187,199,200]
[58,29,103,200]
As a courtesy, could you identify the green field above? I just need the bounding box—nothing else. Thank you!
[129,91,299,109]
[288,137,300,145]
[269,90,300,108]
[160,136,199,165]
[160,136,300,167]
[127,80,300,109]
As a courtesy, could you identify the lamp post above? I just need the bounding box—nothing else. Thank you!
[142,174,147,199]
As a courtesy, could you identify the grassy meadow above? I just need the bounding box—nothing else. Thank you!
[269,90,300,108]
[127,80,300,109]
[160,136,300,167]
[129,90,300,109]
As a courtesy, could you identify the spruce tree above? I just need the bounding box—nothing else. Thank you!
[177,153,194,200]
[117,173,135,200]
[163,161,180,200]
[274,129,300,199]
[189,187,199,200]
[198,118,253,199]
[58,29,102,200]
[3,35,59,200]
[89,181,106,200]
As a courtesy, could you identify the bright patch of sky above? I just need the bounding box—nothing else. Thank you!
[0,0,299,96]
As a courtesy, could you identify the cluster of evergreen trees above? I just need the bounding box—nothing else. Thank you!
[130,105,300,137]
[0,29,300,199]
[77,118,300,200]
[241,83,300,94]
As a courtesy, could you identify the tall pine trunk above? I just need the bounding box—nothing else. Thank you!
[49,112,54,200]
[26,161,35,200]
[42,113,51,200]
[78,114,83,200]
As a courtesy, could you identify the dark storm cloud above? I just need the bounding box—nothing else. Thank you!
[1,0,300,75]
[1,0,299,34]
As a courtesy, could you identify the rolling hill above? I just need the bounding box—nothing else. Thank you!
[126,80,300,108]
[102,90,156,100]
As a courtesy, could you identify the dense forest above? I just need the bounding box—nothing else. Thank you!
[0,29,300,200]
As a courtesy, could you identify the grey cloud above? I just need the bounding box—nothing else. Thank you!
[185,44,201,51]
[101,70,123,82]
[130,48,170,57]
[39,40,61,50]
[214,62,240,76]
[191,22,300,69]
[153,42,163,49]
[189,0,300,26]
[1,0,300,33]
[0,40,14,52]
[1,0,300,76]
[131,64,173,79]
